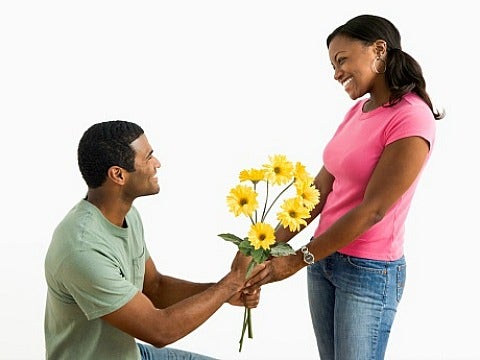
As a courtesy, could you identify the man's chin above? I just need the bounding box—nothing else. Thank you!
[140,187,160,197]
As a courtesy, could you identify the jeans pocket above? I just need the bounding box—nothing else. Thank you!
[344,254,386,274]
[396,264,406,302]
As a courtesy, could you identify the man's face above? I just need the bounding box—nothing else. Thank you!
[124,134,161,198]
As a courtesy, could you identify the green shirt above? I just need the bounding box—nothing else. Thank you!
[44,200,149,359]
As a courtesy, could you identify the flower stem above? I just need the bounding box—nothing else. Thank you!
[238,307,253,352]
[239,307,248,352]
[247,308,253,338]
[261,180,294,222]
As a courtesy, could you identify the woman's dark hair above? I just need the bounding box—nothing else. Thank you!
[327,14,444,120]
[78,120,145,188]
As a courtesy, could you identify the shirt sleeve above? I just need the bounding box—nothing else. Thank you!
[384,103,436,149]
[61,249,139,320]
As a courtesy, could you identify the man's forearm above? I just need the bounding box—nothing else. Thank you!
[144,274,214,309]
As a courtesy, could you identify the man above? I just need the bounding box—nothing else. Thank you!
[44,120,262,359]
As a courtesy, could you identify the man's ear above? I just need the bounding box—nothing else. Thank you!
[107,166,126,185]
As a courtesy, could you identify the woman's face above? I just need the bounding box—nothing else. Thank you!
[328,35,379,100]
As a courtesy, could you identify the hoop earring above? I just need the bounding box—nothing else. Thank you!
[371,56,386,74]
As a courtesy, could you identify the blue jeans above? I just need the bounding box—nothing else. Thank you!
[137,343,218,360]
[307,252,406,360]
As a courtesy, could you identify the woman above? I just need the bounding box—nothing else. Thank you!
[247,14,445,359]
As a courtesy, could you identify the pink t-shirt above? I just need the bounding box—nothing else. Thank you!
[314,92,436,260]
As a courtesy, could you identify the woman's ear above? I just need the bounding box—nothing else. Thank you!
[374,40,387,56]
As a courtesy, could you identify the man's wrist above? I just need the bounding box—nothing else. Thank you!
[217,273,243,296]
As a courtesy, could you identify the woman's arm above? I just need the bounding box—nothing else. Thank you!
[247,136,430,287]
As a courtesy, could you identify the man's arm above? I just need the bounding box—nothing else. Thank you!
[141,258,212,309]
[101,252,264,348]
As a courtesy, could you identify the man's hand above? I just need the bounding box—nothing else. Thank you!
[230,251,254,275]
[229,251,268,282]
[228,287,261,308]
[226,251,267,308]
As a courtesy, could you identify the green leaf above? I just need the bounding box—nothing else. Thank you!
[218,233,243,246]
[270,242,296,257]
[239,240,253,256]
[245,259,256,279]
[251,248,269,264]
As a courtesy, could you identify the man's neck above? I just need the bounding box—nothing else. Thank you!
[86,189,132,227]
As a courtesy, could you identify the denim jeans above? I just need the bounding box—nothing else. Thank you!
[307,252,406,360]
[137,343,218,360]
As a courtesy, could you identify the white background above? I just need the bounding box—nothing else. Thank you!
[1,1,477,359]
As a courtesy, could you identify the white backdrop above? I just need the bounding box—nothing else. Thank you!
[1,1,477,359]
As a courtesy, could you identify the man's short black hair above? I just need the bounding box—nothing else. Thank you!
[78,120,144,188]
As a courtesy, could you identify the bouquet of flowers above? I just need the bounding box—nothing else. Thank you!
[218,154,320,352]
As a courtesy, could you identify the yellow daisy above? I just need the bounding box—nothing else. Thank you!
[227,185,258,217]
[293,161,314,185]
[248,222,276,250]
[277,197,310,232]
[239,168,266,184]
[295,181,321,211]
[263,154,294,185]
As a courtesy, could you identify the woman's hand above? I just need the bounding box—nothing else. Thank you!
[244,253,304,290]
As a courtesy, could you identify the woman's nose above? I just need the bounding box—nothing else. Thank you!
[333,67,343,81]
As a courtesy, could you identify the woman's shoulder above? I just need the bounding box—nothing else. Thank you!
[400,92,431,112]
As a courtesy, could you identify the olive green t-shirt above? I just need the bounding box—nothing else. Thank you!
[44,200,149,359]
